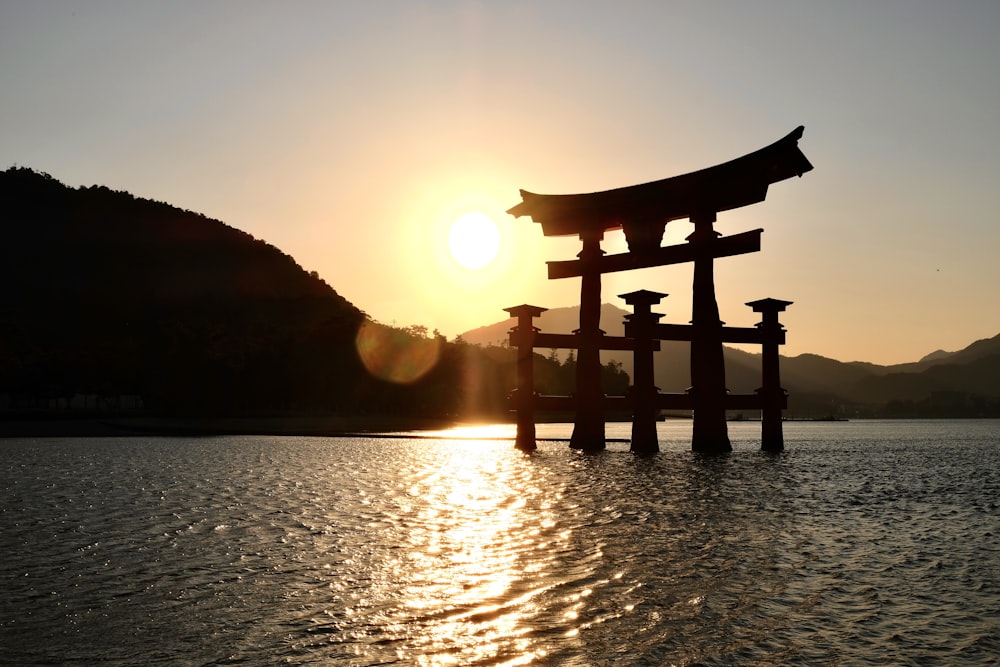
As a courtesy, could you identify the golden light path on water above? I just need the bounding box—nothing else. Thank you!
[370,437,561,665]
[339,423,660,665]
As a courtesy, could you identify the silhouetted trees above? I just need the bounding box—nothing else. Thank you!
[1,167,365,416]
[0,167,634,422]
[12,166,993,421]
[883,391,1000,418]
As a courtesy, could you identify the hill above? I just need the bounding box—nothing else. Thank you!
[0,168,629,426]
[0,167,370,415]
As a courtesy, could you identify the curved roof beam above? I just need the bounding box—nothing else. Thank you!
[507,126,813,238]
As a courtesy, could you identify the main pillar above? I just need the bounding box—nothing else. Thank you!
[747,298,792,452]
[688,214,732,453]
[622,290,666,455]
[504,305,546,452]
[570,229,606,452]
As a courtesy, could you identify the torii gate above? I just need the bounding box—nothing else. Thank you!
[505,127,813,454]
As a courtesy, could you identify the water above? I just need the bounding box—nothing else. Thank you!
[1,420,997,665]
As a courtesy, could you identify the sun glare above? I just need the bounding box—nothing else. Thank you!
[448,212,500,270]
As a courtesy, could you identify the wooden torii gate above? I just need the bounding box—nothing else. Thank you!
[505,127,813,454]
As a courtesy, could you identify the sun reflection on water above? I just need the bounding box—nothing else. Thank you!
[414,423,518,441]
[366,438,560,665]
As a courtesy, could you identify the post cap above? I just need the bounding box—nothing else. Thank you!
[504,304,548,318]
[746,298,793,312]
[620,290,668,306]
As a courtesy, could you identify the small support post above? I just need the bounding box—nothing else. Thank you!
[570,229,606,452]
[747,298,792,452]
[622,290,667,454]
[688,213,732,453]
[504,304,547,452]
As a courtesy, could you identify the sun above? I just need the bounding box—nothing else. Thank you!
[448,212,500,270]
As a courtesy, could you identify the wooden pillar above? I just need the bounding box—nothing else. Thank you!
[622,290,666,455]
[747,298,792,452]
[688,213,732,453]
[504,304,547,452]
[570,229,606,452]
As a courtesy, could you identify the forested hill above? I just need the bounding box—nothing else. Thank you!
[1,167,357,306]
[0,167,369,414]
[0,167,628,421]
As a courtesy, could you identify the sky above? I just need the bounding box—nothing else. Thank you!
[2,1,999,365]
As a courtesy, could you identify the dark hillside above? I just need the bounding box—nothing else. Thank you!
[0,167,365,415]
[0,168,627,425]
[853,354,1000,404]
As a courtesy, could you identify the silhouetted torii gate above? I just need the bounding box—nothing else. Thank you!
[505,126,813,454]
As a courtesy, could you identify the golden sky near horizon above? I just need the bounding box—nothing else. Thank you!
[2,1,999,365]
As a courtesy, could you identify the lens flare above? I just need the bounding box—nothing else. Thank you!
[355,321,441,384]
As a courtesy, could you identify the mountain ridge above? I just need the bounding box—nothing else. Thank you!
[461,306,1000,417]
[4,166,997,420]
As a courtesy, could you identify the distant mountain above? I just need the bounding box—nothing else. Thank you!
[463,302,630,365]
[462,303,629,345]
[854,348,1000,404]
[463,306,1000,417]
[919,349,953,364]
[935,333,1000,366]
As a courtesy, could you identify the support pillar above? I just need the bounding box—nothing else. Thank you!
[747,298,792,452]
[504,304,547,452]
[622,290,666,454]
[688,214,731,453]
[570,229,606,452]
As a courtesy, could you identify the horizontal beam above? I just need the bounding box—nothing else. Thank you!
[533,395,630,411]
[511,332,660,351]
[655,393,787,410]
[524,392,786,412]
[547,228,762,280]
[624,322,786,345]
[723,393,786,410]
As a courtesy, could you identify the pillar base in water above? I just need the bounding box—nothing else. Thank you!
[630,421,659,455]
[691,439,733,454]
[691,418,732,454]
[570,416,605,452]
[515,436,537,453]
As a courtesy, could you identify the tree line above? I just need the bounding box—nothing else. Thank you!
[0,167,629,421]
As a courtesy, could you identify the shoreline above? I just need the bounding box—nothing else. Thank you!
[0,414,462,438]
[0,414,646,439]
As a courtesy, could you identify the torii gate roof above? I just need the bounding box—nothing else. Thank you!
[507,126,813,237]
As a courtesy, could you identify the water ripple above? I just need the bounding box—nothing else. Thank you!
[1,422,998,665]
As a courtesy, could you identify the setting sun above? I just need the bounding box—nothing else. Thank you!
[448,212,500,270]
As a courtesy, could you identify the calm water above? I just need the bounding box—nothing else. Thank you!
[1,420,997,666]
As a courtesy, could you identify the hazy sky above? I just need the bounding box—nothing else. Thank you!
[2,1,998,365]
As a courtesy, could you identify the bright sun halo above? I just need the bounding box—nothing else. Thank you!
[448,212,500,270]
